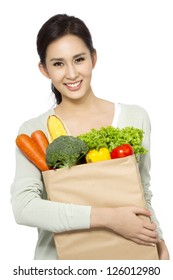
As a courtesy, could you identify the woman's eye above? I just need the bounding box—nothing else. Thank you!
[53,61,63,67]
[75,57,85,63]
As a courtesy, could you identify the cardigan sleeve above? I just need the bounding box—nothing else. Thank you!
[11,120,91,233]
[116,104,164,239]
[138,110,163,239]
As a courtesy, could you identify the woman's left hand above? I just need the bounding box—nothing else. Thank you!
[157,240,170,260]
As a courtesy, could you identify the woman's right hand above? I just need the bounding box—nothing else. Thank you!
[90,206,159,246]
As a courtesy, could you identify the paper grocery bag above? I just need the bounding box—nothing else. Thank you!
[42,155,159,260]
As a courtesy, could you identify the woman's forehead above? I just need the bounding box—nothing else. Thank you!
[46,34,89,58]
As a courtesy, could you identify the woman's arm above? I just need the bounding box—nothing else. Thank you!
[11,121,91,233]
[157,240,170,260]
[136,108,170,259]
[90,206,159,246]
[91,207,170,259]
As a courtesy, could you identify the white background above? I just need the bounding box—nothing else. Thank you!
[0,0,172,274]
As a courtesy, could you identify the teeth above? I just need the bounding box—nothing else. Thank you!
[66,81,80,88]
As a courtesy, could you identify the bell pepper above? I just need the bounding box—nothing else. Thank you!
[86,147,111,163]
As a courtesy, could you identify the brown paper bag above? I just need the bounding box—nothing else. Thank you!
[42,155,159,260]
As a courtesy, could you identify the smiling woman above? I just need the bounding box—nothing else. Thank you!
[39,34,96,102]
[11,14,170,260]
[37,14,96,105]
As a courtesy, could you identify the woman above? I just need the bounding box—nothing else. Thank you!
[11,14,169,259]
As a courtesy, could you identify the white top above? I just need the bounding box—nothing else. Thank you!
[112,103,121,127]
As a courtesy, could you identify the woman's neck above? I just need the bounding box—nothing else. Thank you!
[54,91,99,118]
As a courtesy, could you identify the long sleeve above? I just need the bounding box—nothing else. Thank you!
[11,111,91,233]
[117,103,163,239]
[137,110,163,239]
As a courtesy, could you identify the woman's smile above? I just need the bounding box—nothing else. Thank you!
[64,80,83,91]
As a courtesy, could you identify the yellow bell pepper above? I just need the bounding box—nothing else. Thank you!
[86,147,111,163]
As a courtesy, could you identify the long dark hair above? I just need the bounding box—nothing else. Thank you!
[37,14,95,104]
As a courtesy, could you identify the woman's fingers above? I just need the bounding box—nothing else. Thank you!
[143,221,156,231]
[130,237,158,246]
[137,233,158,243]
[130,224,159,246]
[142,225,157,237]
[132,206,152,217]
[91,206,160,246]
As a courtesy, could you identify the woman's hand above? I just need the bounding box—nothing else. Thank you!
[157,240,170,260]
[91,206,159,246]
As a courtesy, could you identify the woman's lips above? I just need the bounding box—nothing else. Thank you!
[64,80,82,91]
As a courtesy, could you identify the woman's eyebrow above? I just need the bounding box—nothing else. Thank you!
[50,52,87,62]
[50,57,63,62]
[73,52,86,59]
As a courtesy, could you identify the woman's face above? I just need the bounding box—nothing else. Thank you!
[40,34,96,102]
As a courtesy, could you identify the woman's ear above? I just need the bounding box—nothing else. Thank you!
[92,50,97,69]
[38,63,50,79]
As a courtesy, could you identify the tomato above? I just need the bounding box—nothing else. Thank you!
[111,144,134,159]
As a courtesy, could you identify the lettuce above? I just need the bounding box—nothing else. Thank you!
[78,126,148,156]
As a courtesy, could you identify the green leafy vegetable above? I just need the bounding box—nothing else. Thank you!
[78,126,147,156]
[46,135,89,168]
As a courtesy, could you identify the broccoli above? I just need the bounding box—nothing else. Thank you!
[46,135,89,168]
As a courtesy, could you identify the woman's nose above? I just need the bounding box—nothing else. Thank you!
[66,64,78,79]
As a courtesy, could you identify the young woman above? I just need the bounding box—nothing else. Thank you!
[11,14,169,260]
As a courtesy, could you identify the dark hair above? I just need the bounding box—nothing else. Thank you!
[37,14,95,104]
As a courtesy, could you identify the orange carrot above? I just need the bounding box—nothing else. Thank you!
[16,134,49,171]
[31,130,49,155]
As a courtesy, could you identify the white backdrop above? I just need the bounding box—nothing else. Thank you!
[1,0,172,270]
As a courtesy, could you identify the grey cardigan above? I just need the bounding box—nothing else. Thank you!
[11,103,163,260]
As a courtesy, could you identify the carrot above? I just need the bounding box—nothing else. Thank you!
[31,130,49,155]
[16,134,49,171]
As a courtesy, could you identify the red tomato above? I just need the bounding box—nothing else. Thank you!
[111,144,134,159]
